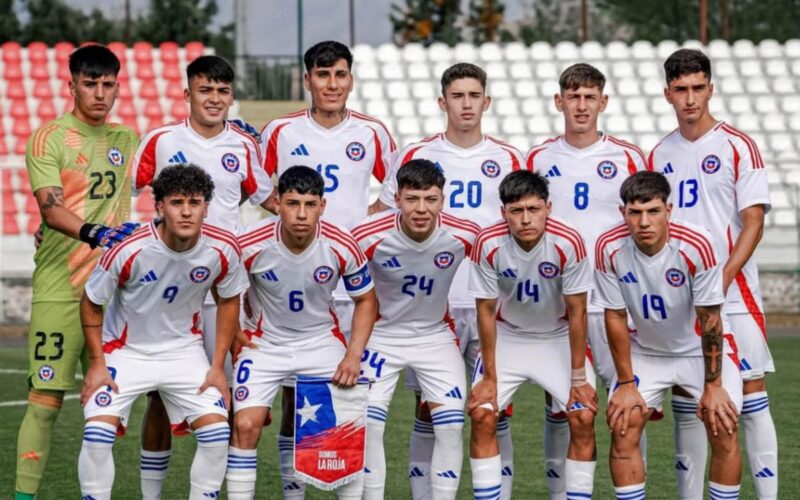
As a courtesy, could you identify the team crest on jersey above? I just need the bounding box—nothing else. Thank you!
[234,386,249,402]
[221,153,240,172]
[107,147,125,167]
[481,159,501,178]
[95,391,112,407]
[597,160,618,179]
[665,268,686,287]
[538,261,560,279]
[701,154,721,174]
[37,364,55,382]
[345,141,366,161]
[313,265,334,284]
[190,266,211,283]
[434,251,455,269]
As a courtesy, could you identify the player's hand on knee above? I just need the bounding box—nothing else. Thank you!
[333,354,360,387]
[606,384,646,436]
[80,364,118,406]
[568,384,598,414]
[199,366,231,410]
[698,385,739,437]
[468,379,498,413]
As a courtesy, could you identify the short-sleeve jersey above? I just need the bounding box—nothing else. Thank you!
[526,134,646,313]
[593,220,724,356]
[131,119,272,232]
[379,134,527,307]
[26,113,138,302]
[352,210,479,343]
[648,122,771,319]
[238,217,373,348]
[260,109,396,230]
[84,221,247,358]
[469,216,592,341]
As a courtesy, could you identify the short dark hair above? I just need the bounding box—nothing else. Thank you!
[152,164,215,204]
[664,48,712,84]
[499,170,549,205]
[396,159,445,192]
[304,41,353,72]
[559,63,606,92]
[69,44,120,79]
[278,166,325,197]
[619,171,671,205]
[441,62,487,95]
[186,55,235,83]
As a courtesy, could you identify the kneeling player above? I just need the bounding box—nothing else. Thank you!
[595,171,742,499]
[226,166,378,499]
[352,159,479,499]
[78,165,245,500]
[469,170,598,500]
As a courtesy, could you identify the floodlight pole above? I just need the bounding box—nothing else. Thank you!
[581,0,589,42]
[699,0,708,44]
[298,0,304,100]
[235,0,246,85]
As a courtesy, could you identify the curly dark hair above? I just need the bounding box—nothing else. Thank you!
[151,164,215,206]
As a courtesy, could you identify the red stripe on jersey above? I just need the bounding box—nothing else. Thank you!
[264,122,290,176]
[546,219,586,259]
[364,238,384,260]
[486,136,523,171]
[100,229,150,270]
[735,271,767,339]
[440,212,480,235]
[371,130,386,182]
[203,224,241,258]
[328,309,348,347]
[102,323,128,353]
[191,311,203,335]
[646,145,660,172]
[608,247,623,274]
[135,131,169,190]
[117,249,142,286]
[443,308,458,344]
[352,215,396,241]
[401,144,426,166]
[729,140,740,182]
[678,249,697,277]
[546,225,585,261]
[668,231,714,270]
[624,151,637,176]
[595,223,629,272]
[525,136,560,172]
[471,222,509,262]
[668,222,716,269]
[244,250,262,271]
[258,110,305,137]
[321,222,366,267]
[486,245,501,267]
[329,246,347,275]
[239,223,277,249]
[553,243,567,271]
[608,135,646,167]
[240,140,258,196]
[720,124,764,169]
[349,111,397,151]
[452,234,473,256]
[212,247,229,286]
[230,125,263,165]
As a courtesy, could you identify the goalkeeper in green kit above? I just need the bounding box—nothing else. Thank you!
[15,44,139,500]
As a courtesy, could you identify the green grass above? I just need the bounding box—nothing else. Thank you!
[1,338,798,499]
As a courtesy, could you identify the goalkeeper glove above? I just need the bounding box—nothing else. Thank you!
[80,222,140,249]
[229,119,261,144]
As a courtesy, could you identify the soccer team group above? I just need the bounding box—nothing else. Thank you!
[13,39,778,500]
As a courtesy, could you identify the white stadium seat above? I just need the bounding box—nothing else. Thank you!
[514,80,538,98]
[386,81,410,99]
[708,39,732,59]
[479,42,503,62]
[376,43,401,63]
[631,40,656,59]
[732,39,757,58]
[412,81,436,99]
[402,43,427,62]
[503,42,529,61]
[606,41,631,60]
[530,41,554,61]
[381,63,405,80]
[407,62,431,80]
[759,39,783,59]
[580,41,604,60]
[509,61,533,80]
[453,43,478,63]
[427,43,453,62]
[554,41,579,60]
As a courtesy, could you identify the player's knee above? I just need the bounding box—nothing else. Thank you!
[567,410,595,445]
[233,414,263,447]
[708,428,740,458]
[470,407,497,437]
[743,377,766,394]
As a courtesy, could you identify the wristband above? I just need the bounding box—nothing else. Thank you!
[570,368,588,387]
[79,223,108,249]
[616,378,636,386]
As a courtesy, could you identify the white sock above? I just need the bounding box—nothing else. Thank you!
[336,474,364,499]
[364,405,388,500]
[496,417,514,500]
[672,395,707,499]
[565,458,596,499]
[78,421,117,500]
[140,449,170,500]
[430,406,464,499]
[640,429,647,470]
[226,446,258,500]
[409,417,435,500]
[614,482,645,499]
[189,422,230,500]
[544,405,569,498]
[471,455,501,500]
[279,434,305,498]
[709,481,740,500]
[741,391,778,499]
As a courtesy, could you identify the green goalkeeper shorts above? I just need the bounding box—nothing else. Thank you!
[27,301,87,391]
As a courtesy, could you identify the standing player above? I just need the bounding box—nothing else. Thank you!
[525,63,647,497]
[370,62,526,499]
[225,166,378,499]
[595,171,743,500]
[649,49,777,499]
[259,40,395,497]
[78,165,245,500]
[130,55,274,499]
[353,160,479,499]
[468,170,597,500]
[15,44,139,500]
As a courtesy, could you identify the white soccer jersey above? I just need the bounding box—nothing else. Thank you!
[131,119,273,232]
[648,122,771,318]
[379,134,527,307]
[526,134,646,313]
[352,209,479,342]
[593,220,725,356]
[238,216,373,348]
[261,109,396,230]
[469,216,593,341]
[84,221,247,357]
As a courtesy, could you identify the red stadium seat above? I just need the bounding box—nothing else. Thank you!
[162,62,182,82]
[169,99,189,120]
[33,80,53,99]
[108,41,127,64]
[118,80,133,100]
[133,42,153,63]
[136,186,156,214]
[0,136,8,156]
[54,41,74,63]
[116,98,136,119]
[57,62,72,82]
[1,41,22,63]
[143,99,164,121]
[30,61,50,81]
[4,62,23,81]
[37,99,57,121]
[10,100,30,120]
[136,62,156,81]
[17,169,32,194]
[185,42,205,62]
[7,80,26,100]
[117,64,130,84]
[1,169,12,192]
[120,115,139,135]
[12,119,32,140]
[27,42,48,63]
[27,211,41,234]
[59,79,72,98]
[25,192,38,215]
[13,138,27,155]
[139,78,159,99]
[166,80,184,99]
[159,41,179,63]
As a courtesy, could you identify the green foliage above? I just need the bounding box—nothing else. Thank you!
[133,0,219,45]
[0,0,21,42]
[466,0,506,44]
[390,0,462,46]
[19,0,94,45]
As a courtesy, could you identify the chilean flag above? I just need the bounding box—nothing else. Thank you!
[294,376,369,490]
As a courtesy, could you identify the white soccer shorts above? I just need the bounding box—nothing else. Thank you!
[83,346,228,428]
[728,312,775,381]
[587,311,616,390]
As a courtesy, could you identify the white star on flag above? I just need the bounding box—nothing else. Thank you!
[297,396,322,426]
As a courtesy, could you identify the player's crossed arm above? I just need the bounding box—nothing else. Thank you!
[695,304,739,437]
[604,307,646,436]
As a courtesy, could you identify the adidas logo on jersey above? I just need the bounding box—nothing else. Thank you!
[260,270,279,281]
[619,271,638,284]
[500,268,517,278]
[662,163,675,174]
[291,144,310,156]
[168,151,188,164]
[409,466,425,478]
[739,358,752,371]
[436,470,458,479]
[381,256,401,269]
[675,460,690,471]
[545,165,562,177]
[139,270,158,283]
[445,387,463,399]
[755,467,775,478]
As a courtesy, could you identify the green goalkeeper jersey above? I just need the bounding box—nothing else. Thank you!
[26,113,138,303]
